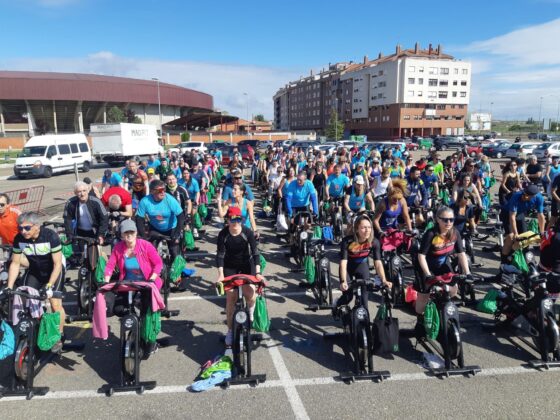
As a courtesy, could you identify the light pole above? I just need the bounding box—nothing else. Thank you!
[152,78,162,136]
[490,102,494,131]
[243,93,249,132]
[334,97,338,140]
[538,96,543,137]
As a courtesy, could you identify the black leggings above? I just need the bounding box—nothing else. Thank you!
[336,263,369,308]
[104,290,151,318]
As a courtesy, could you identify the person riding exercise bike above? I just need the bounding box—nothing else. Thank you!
[414,206,472,334]
[215,207,263,348]
[135,180,184,263]
[6,211,66,353]
[333,215,390,318]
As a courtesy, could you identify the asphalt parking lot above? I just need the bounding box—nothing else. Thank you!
[1,151,559,419]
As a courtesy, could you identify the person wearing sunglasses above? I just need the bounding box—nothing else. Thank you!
[221,168,255,203]
[420,165,440,198]
[7,211,66,352]
[122,160,148,195]
[0,192,21,246]
[216,206,262,347]
[414,206,471,325]
[135,180,185,263]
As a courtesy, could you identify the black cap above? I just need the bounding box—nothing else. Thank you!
[524,184,539,196]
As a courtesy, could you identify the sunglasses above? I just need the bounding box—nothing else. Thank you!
[439,217,455,223]
[18,225,34,231]
[229,217,243,224]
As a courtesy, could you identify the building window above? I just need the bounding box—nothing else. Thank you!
[454,68,459,75]
[418,66,424,73]
[417,91,423,97]
[378,81,386,87]
[461,81,467,86]
[437,104,446,110]
[439,80,448,86]
[438,91,448,98]
[408,78,415,84]
[460,92,467,97]
[386,115,390,122]
[428,91,437,98]
[428,79,438,86]
[429,67,438,75]
[418,78,424,85]
[378,70,384,76]
[459,105,465,109]
[462,68,468,75]
[408,90,414,96]
[440,68,449,75]
[452,91,457,97]
[409,66,415,72]
[453,80,458,86]
[403,115,411,120]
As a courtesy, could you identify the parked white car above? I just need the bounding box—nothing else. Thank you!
[169,141,207,155]
[505,142,540,159]
[533,142,560,162]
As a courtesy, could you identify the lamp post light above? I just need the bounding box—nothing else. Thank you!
[152,78,162,137]
[538,96,543,138]
[243,92,249,132]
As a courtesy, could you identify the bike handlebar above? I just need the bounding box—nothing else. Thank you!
[0,288,64,301]
[43,221,65,229]
[0,244,13,252]
[149,232,173,242]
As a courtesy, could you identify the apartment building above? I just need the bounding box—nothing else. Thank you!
[273,44,471,138]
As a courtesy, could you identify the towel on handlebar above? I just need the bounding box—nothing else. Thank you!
[380,229,412,252]
[11,286,43,325]
[92,281,165,340]
[424,272,455,288]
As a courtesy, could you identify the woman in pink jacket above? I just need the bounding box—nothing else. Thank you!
[104,219,163,288]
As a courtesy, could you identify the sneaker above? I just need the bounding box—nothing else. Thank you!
[224,330,233,347]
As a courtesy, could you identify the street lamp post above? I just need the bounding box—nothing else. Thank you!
[490,102,493,130]
[334,97,338,140]
[538,96,543,138]
[152,78,162,137]
[243,93,249,132]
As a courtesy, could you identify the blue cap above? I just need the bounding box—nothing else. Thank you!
[109,173,122,186]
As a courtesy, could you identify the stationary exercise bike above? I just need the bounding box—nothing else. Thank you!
[98,281,159,396]
[149,232,180,318]
[0,287,83,399]
[325,276,391,383]
[416,274,481,378]
[215,274,266,387]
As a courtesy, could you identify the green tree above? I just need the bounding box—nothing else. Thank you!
[325,109,344,140]
[181,132,191,142]
[125,109,142,124]
[107,106,125,123]
[254,114,265,122]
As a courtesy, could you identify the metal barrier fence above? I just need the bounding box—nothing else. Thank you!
[4,185,45,213]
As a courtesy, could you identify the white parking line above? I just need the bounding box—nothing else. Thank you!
[268,344,310,420]
[0,365,556,402]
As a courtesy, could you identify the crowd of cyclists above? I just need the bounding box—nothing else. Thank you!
[1,137,560,391]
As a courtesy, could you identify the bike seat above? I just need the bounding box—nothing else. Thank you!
[501,264,522,275]
[309,238,323,248]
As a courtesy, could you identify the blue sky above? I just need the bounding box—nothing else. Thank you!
[1,0,560,122]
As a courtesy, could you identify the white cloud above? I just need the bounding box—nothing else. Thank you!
[461,18,560,120]
[0,52,304,120]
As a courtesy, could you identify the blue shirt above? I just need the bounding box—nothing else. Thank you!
[421,173,439,192]
[504,191,544,215]
[146,159,161,170]
[221,183,255,201]
[326,174,350,198]
[405,176,428,207]
[137,193,183,232]
[179,177,200,201]
[124,256,145,281]
[287,180,316,208]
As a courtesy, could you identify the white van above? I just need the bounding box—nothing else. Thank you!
[14,134,92,179]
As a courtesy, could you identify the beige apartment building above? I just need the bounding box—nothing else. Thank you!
[273,44,471,139]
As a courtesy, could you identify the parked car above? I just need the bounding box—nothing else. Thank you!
[219,144,254,164]
[337,140,358,149]
[528,133,539,140]
[292,140,321,151]
[171,141,207,155]
[433,136,466,151]
[464,135,475,141]
[533,142,560,162]
[540,134,560,141]
[466,142,484,157]
[482,141,512,159]
[317,142,338,155]
[274,140,293,150]
[505,142,540,158]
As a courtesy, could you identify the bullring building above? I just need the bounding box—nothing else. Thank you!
[0,71,214,136]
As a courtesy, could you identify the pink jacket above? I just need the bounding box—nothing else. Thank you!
[92,281,165,340]
[104,239,163,289]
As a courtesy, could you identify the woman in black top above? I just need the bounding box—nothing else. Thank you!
[216,206,262,347]
[499,160,522,205]
[334,215,390,313]
[310,161,327,202]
